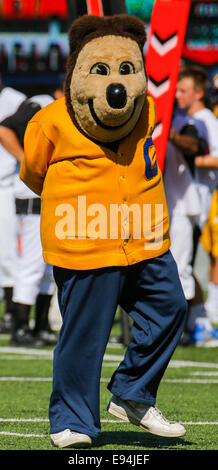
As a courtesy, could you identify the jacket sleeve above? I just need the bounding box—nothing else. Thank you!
[20,120,54,196]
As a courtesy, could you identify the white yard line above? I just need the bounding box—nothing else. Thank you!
[0,377,52,381]
[0,355,50,360]
[101,420,218,425]
[0,347,53,357]
[100,377,218,384]
[1,347,218,370]
[169,360,218,369]
[0,376,218,384]
[0,347,123,361]
[0,418,217,425]
[0,431,46,437]
[0,418,49,422]
[0,419,217,440]
[191,371,218,376]
[163,378,218,384]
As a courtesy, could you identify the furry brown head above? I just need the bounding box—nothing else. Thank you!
[65,14,147,143]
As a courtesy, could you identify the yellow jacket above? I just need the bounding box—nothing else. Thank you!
[21,96,170,270]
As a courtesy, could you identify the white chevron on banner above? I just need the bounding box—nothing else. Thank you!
[151,32,178,56]
[147,76,170,98]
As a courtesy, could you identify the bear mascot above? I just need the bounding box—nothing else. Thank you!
[20,15,187,448]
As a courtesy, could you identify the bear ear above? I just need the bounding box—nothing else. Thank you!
[111,14,147,50]
[68,15,105,54]
[68,14,146,55]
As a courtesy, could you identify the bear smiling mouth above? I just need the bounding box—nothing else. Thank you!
[88,99,137,130]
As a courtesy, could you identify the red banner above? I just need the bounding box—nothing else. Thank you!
[146,0,191,172]
[86,0,103,16]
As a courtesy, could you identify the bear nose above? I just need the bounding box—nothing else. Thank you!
[106,84,127,109]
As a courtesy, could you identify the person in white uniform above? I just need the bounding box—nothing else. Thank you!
[164,116,203,302]
[0,82,26,333]
[165,65,218,346]
[0,94,57,346]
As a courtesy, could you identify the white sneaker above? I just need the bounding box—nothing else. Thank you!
[107,396,186,437]
[50,429,92,448]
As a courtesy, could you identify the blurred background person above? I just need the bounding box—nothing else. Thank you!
[0,90,64,345]
[175,66,218,342]
[164,65,218,346]
[0,76,26,333]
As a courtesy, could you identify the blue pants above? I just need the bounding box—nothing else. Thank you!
[49,250,187,438]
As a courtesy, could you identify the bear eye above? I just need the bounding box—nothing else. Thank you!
[119,62,135,75]
[90,63,110,75]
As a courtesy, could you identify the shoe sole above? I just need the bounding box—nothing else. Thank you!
[51,439,92,449]
[50,431,92,449]
[107,401,186,438]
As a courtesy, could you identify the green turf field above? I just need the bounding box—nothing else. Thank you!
[0,305,217,452]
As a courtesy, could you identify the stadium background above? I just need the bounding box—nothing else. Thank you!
[0,0,217,97]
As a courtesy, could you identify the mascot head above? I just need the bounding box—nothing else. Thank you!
[65,14,147,143]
